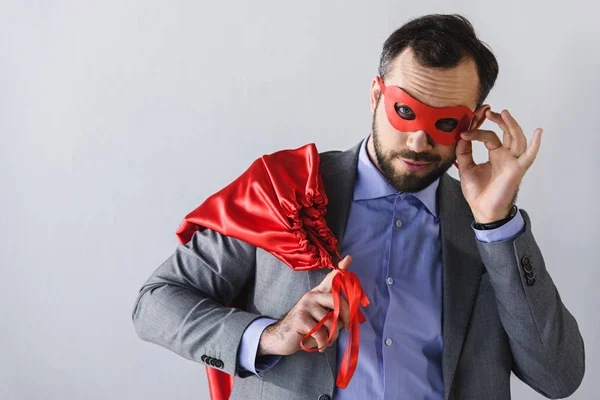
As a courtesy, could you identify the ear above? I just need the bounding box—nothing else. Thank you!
[370,76,382,114]
[470,104,491,130]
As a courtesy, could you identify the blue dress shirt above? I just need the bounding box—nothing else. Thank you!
[238,136,525,398]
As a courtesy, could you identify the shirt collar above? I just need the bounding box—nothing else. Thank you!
[353,135,439,217]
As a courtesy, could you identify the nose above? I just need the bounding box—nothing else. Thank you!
[406,130,434,153]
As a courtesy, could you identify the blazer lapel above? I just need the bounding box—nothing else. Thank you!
[307,141,361,382]
[307,141,361,289]
[438,173,484,399]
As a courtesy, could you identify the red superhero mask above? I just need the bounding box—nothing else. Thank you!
[377,76,475,146]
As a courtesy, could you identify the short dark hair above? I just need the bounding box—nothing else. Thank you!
[378,14,499,108]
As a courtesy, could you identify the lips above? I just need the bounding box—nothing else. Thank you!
[401,159,432,171]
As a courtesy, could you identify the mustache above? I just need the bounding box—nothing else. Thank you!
[390,150,441,163]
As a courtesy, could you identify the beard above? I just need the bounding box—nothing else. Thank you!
[371,101,456,193]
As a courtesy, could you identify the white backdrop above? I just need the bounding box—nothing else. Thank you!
[1,1,598,399]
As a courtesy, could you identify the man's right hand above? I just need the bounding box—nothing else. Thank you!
[257,256,353,356]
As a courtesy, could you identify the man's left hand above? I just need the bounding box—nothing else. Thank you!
[455,109,543,224]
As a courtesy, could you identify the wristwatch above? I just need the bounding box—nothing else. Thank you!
[473,205,518,230]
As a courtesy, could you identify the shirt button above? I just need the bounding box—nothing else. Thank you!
[386,277,394,285]
[395,219,403,228]
[385,338,393,347]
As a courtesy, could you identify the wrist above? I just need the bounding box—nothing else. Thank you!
[257,324,278,357]
[473,205,514,224]
[473,205,518,230]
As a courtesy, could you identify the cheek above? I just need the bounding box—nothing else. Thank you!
[376,107,407,147]
[435,143,457,161]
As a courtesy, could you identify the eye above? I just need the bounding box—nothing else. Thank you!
[435,118,458,132]
[394,104,416,120]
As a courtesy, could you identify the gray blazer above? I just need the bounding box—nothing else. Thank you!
[132,141,584,399]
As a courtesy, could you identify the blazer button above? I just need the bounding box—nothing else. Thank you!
[521,256,531,265]
[525,271,535,280]
[523,263,533,274]
[201,355,207,363]
[527,277,536,286]
[318,395,331,400]
[214,360,224,369]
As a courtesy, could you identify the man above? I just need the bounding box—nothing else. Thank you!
[132,14,584,399]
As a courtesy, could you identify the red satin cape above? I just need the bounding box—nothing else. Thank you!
[176,144,369,398]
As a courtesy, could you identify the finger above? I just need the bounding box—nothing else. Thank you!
[314,255,351,292]
[455,138,476,171]
[486,110,512,149]
[302,335,318,349]
[297,310,329,350]
[309,310,338,349]
[501,110,527,156]
[338,297,351,333]
[309,292,351,333]
[338,255,352,271]
[518,128,543,170]
[309,324,330,352]
[320,313,344,343]
[460,129,503,151]
[326,320,343,346]
[305,292,350,332]
[307,301,331,326]
[314,269,340,293]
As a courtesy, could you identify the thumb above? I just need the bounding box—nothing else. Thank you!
[455,138,476,171]
[338,255,352,271]
[314,256,352,293]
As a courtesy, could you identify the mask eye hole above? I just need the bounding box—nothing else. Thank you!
[435,118,458,132]
[394,104,416,120]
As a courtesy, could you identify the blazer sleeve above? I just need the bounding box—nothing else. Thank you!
[476,209,585,398]
[131,228,262,378]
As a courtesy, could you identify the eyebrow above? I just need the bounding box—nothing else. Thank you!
[398,86,436,107]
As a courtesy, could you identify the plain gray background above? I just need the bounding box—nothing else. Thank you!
[1,1,598,399]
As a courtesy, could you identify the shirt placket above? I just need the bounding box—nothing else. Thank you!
[381,193,407,397]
